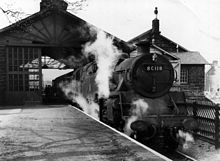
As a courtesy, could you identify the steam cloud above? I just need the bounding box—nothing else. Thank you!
[59,80,99,120]
[59,26,124,119]
[74,94,99,120]
[178,130,194,149]
[124,99,149,136]
[83,29,122,98]
[59,55,86,68]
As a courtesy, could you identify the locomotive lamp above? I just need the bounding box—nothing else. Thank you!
[152,53,157,62]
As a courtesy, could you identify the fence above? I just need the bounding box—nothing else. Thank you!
[180,101,220,149]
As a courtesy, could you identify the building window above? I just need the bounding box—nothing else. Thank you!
[7,47,41,92]
[180,68,188,84]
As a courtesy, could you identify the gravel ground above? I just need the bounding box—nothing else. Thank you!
[0,105,169,161]
[178,138,220,161]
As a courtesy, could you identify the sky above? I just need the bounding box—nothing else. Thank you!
[0,0,220,64]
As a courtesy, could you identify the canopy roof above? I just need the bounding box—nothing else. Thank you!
[0,5,133,68]
[171,52,209,65]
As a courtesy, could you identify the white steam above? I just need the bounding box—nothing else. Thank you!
[132,99,149,118]
[59,80,78,99]
[124,115,138,136]
[83,30,122,98]
[58,27,124,119]
[178,130,194,149]
[59,55,86,68]
[59,80,99,120]
[74,94,99,120]
[124,99,149,136]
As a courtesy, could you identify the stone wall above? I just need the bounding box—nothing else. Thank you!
[180,64,206,101]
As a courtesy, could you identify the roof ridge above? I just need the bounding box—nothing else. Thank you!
[159,35,189,52]
[127,29,152,43]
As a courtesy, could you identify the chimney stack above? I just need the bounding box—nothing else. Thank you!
[152,7,160,35]
[40,0,68,11]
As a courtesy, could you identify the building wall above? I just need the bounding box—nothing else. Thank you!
[0,46,6,105]
[180,64,205,101]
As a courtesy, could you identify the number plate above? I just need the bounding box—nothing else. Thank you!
[143,64,163,72]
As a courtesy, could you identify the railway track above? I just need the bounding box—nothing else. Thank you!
[100,119,199,161]
[166,150,198,161]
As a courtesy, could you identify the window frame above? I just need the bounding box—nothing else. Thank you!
[6,46,41,92]
[180,67,189,84]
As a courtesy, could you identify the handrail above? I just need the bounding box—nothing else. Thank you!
[182,102,220,149]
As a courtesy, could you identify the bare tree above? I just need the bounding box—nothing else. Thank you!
[0,5,28,23]
[66,0,88,13]
[0,0,87,24]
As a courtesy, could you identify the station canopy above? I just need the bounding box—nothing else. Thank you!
[0,0,134,69]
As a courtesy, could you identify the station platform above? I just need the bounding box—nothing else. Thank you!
[0,105,171,161]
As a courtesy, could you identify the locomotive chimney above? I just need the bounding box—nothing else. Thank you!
[136,40,151,55]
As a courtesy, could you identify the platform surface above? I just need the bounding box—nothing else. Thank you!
[0,105,170,161]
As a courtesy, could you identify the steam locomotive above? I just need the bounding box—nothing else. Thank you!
[54,40,198,151]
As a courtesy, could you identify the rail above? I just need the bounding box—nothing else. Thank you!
[178,101,220,149]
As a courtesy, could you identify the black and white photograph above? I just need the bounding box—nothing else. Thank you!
[0,0,219,160]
